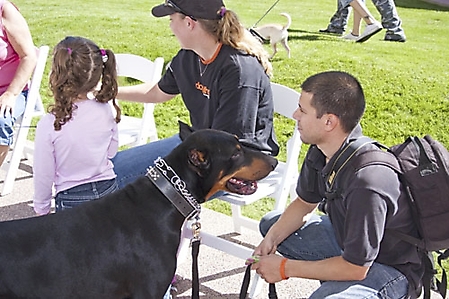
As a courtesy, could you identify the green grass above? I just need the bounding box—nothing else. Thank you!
[16,0,449,275]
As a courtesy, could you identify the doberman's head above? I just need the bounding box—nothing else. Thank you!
[163,122,278,203]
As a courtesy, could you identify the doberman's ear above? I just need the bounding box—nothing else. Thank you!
[179,121,195,141]
[188,149,210,170]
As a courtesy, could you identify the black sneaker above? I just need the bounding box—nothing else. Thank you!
[319,27,344,35]
[384,33,406,42]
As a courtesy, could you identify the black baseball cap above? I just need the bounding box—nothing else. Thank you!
[152,0,226,20]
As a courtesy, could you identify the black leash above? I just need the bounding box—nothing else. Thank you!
[145,157,203,298]
[190,220,202,299]
[239,265,278,299]
[191,238,200,299]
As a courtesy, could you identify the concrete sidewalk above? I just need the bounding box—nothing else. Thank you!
[0,156,444,298]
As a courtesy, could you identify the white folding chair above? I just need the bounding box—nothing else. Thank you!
[115,54,164,147]
[218,82,302,233]
[179,82,302,297]
[1,45,49,196]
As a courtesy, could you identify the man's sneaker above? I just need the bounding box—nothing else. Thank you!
[341,32,359,41]
[384,33,406,42]
[319,27,344,35]
[356,22,383,43]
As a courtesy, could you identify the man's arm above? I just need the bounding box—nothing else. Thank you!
[251,197,369,283]
[253,197,318,256]
[253,254,369,283]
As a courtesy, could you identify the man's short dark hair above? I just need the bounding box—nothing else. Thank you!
[301,71,365,133]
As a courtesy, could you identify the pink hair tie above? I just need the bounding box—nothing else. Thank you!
[100,49,108,63]
[219,7,226,18]
[67,48,72,55]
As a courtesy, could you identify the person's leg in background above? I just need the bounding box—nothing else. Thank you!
[342,11,363,40]
[371,0,406,42]
[346,0,383,42]
[111,134,182,189]
[320,0,351,35]
[0,90,27,167]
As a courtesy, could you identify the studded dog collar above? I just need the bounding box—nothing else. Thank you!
[146,157,201,220]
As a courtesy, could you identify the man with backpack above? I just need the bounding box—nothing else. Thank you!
[251,71,425,298]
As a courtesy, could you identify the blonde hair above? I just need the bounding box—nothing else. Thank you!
[198,9,273,77]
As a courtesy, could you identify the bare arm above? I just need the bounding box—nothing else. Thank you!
[253,197,318,256]
[252,198,369,283]
[117,81,174,104]
[253,253,369,283]
[1,2,37,114]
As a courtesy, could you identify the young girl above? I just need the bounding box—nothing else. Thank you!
[33,36,121,215]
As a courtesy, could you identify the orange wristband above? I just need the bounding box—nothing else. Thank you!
[280,257,289,280]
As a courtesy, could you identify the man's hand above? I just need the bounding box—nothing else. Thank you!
[251,254,285,283]
[253,235,278,257]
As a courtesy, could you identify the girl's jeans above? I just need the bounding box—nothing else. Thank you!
[260,211,409,299]
[55,178,118,212]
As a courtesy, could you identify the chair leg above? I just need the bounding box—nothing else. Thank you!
[1,121,32,196]
[1,146,22,196]
[248,272,263,298]
[177,219,193,265]
[231,204,244,233]
[230,204,260,233]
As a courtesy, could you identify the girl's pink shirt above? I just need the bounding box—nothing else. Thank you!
[33,99,119,215]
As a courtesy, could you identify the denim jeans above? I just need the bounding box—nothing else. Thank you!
[337,0,404,34]
[260,211,409,299]
[111,134,182,189]
[55,178,118,212]
[0,90,27,146]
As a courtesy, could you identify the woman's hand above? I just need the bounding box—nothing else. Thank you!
[0,91,16,117]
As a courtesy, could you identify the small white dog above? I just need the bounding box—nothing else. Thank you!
[252,12,292,59]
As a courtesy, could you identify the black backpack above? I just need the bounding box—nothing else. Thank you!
[323,135,449,299]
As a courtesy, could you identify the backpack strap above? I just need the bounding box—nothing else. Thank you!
[324,136,376,198]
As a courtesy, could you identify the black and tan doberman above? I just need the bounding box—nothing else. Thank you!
[0,122,277,299]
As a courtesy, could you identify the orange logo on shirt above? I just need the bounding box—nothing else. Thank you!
[195,82,210,99]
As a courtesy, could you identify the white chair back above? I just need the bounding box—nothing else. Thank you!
[115,54,164,147]
[1,45,49,196]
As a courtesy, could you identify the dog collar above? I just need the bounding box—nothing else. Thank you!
[146,157,201,220]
